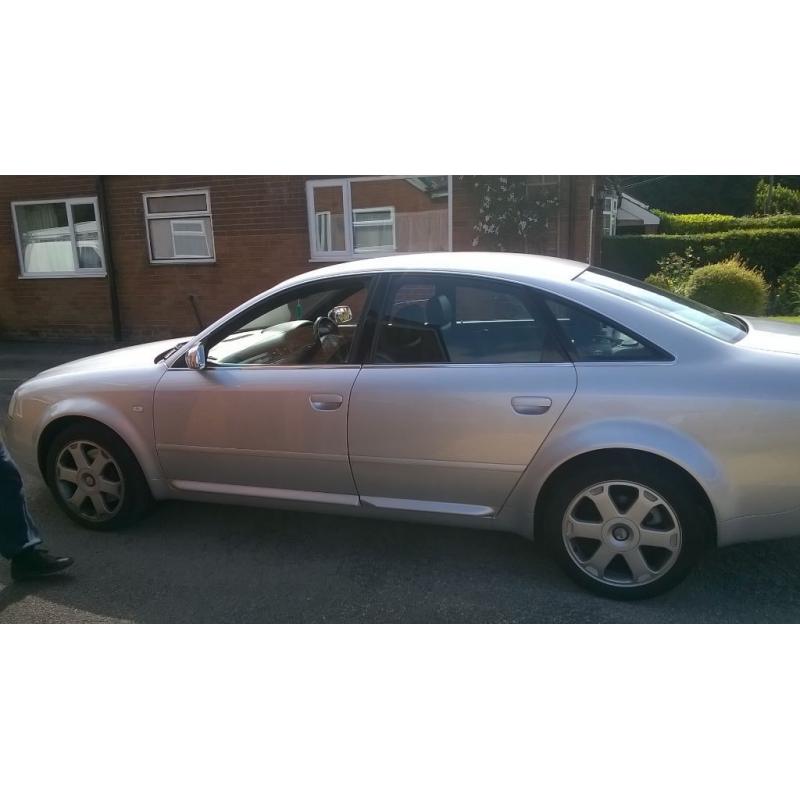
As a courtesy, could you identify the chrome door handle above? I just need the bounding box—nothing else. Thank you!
[511,396,552,415]
[310,393,344,411]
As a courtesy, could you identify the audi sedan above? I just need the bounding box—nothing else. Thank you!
[5,252,800,598]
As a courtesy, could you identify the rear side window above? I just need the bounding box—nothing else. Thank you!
[545,298,669,362]
[373,274,567,364]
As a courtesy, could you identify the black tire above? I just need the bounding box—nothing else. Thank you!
[45,421,153,531]
[541,454,712,600]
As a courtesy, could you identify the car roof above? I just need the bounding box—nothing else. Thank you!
[276,251,589,291]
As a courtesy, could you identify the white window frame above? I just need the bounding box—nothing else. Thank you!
[352,205,396,253]
[305,176,453,261]
[602,194,618,237]
[11,196,107,279]
[142,187,215,265]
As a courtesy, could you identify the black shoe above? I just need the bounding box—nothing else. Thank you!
[11,548,74,580]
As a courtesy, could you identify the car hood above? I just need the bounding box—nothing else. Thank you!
[737,317,800,356]
[36,338,190,379]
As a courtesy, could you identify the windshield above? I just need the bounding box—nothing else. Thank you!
[576,268,747,343]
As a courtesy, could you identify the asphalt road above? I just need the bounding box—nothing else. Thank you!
[2,342,800,623]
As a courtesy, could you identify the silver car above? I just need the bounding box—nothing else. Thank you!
[5,252,800,598]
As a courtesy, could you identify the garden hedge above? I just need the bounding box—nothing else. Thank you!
[601,228,800,283]
[655,211,800,234]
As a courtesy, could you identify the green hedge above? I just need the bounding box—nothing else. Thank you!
[601,229,800,283]
[755,180,800,214]
[655,211,800,234]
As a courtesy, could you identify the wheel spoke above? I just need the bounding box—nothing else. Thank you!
[624,549,654,583]
[589,487,619,522]
[88,491,111,518]
[90,450,111,473]
[639,528,679,551]
[68,487,87,510]
[96,478,121,498]
[69,443,90,470]
[565,517,604,540]
[56,465,79,485]
[582,543,616,577]
[627,493,659,526]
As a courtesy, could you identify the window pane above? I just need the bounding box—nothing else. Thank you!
[353,221,394,252]
[312,185,346,252]
[146,193,208,214]
[71,203,102,269]
[14,202,75,273]
[148,217,212,260]
[374,275,563,364]
[350,177,448,253]
[546,298,662,361]
[207,278,370,366]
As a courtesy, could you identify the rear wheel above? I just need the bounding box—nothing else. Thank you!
[45,422,153,530]
[542,456,710,599]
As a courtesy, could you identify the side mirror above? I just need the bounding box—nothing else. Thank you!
[329,305,354,325]
[185,342,206,370]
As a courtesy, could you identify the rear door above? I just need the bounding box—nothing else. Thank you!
[347,272,578,517]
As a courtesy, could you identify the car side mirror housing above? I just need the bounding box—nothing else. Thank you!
[186,342,206,370]
[329,305,353,325]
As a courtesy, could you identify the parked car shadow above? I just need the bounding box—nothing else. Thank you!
[2,477,800,623]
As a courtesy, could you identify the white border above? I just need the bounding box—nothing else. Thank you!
[142,187,216,265]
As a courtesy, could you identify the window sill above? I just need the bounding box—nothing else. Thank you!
[149,259,216,266]
[18,271,107,280]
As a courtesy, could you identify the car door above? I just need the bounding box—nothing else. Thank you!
[347,272,578,517]
[153,275,374,507]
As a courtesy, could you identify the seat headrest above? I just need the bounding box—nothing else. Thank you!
[426,294,453,328]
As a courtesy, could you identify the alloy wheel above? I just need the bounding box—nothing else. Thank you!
[55,439,125,522]
[562,480,681,587]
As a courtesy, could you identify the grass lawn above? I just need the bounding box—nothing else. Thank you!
[767,316,800,324]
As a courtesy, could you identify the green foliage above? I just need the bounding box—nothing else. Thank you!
[684,257,768,315]
[472,176,559,252]
[601,228,800,283]
[770,263,800,315]
[755,180,800,215]
[655,210,800,234]
[644,248,700,294]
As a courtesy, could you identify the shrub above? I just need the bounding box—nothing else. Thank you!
[656,210,800,234]
[755,180,800,215]
[644,248,700,294]
[771,263,800,315]
[601,228,800,283]
[684,257,768,315]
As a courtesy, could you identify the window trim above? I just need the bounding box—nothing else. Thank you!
[11,196,107,279]
[366,271,572,367]
[142,187,216,265]
[352,205,396,253]
[305,176,453,262]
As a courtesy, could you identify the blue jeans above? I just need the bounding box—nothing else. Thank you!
[0,444,42,559]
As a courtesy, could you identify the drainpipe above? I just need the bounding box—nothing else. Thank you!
[587,177,596,265]
[96,175,122,342]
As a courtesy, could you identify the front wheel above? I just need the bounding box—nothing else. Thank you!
[541,457,710,599]
[45,422,153,531]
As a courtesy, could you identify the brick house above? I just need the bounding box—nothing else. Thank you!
[0,175,601,341]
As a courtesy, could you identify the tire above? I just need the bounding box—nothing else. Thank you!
[45,421,153,531]
[541,454,711,600]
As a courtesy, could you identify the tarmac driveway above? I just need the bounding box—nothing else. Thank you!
[2,341,800,623]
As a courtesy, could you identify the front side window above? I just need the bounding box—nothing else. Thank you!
[12,198,106,277]
[205,277,371,366]
[373,274,566,365]
[143,189,215,263]
[545,298,668,362]
[306,176,450,260]
[577,268,747,343]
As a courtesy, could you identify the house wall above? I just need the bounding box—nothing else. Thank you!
[0,175,600,341]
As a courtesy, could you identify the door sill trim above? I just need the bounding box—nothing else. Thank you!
[171,480,360,507]
[360,496,495,517]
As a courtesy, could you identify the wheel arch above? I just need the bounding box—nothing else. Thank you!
[533,448,718,546]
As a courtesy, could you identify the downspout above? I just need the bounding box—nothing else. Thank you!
[567,176,577,259]
[587,177,596,265]
[96,175,122,342]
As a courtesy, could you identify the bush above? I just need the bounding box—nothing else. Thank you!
[755,180,800,215]
[771,263,800,315]
[601,228,800,283]
[644,248,700,294]
[656,210,800,234]
[684,257,768,315]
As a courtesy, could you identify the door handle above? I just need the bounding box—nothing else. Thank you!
[511,396,552,415]
[310,393,344,411]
